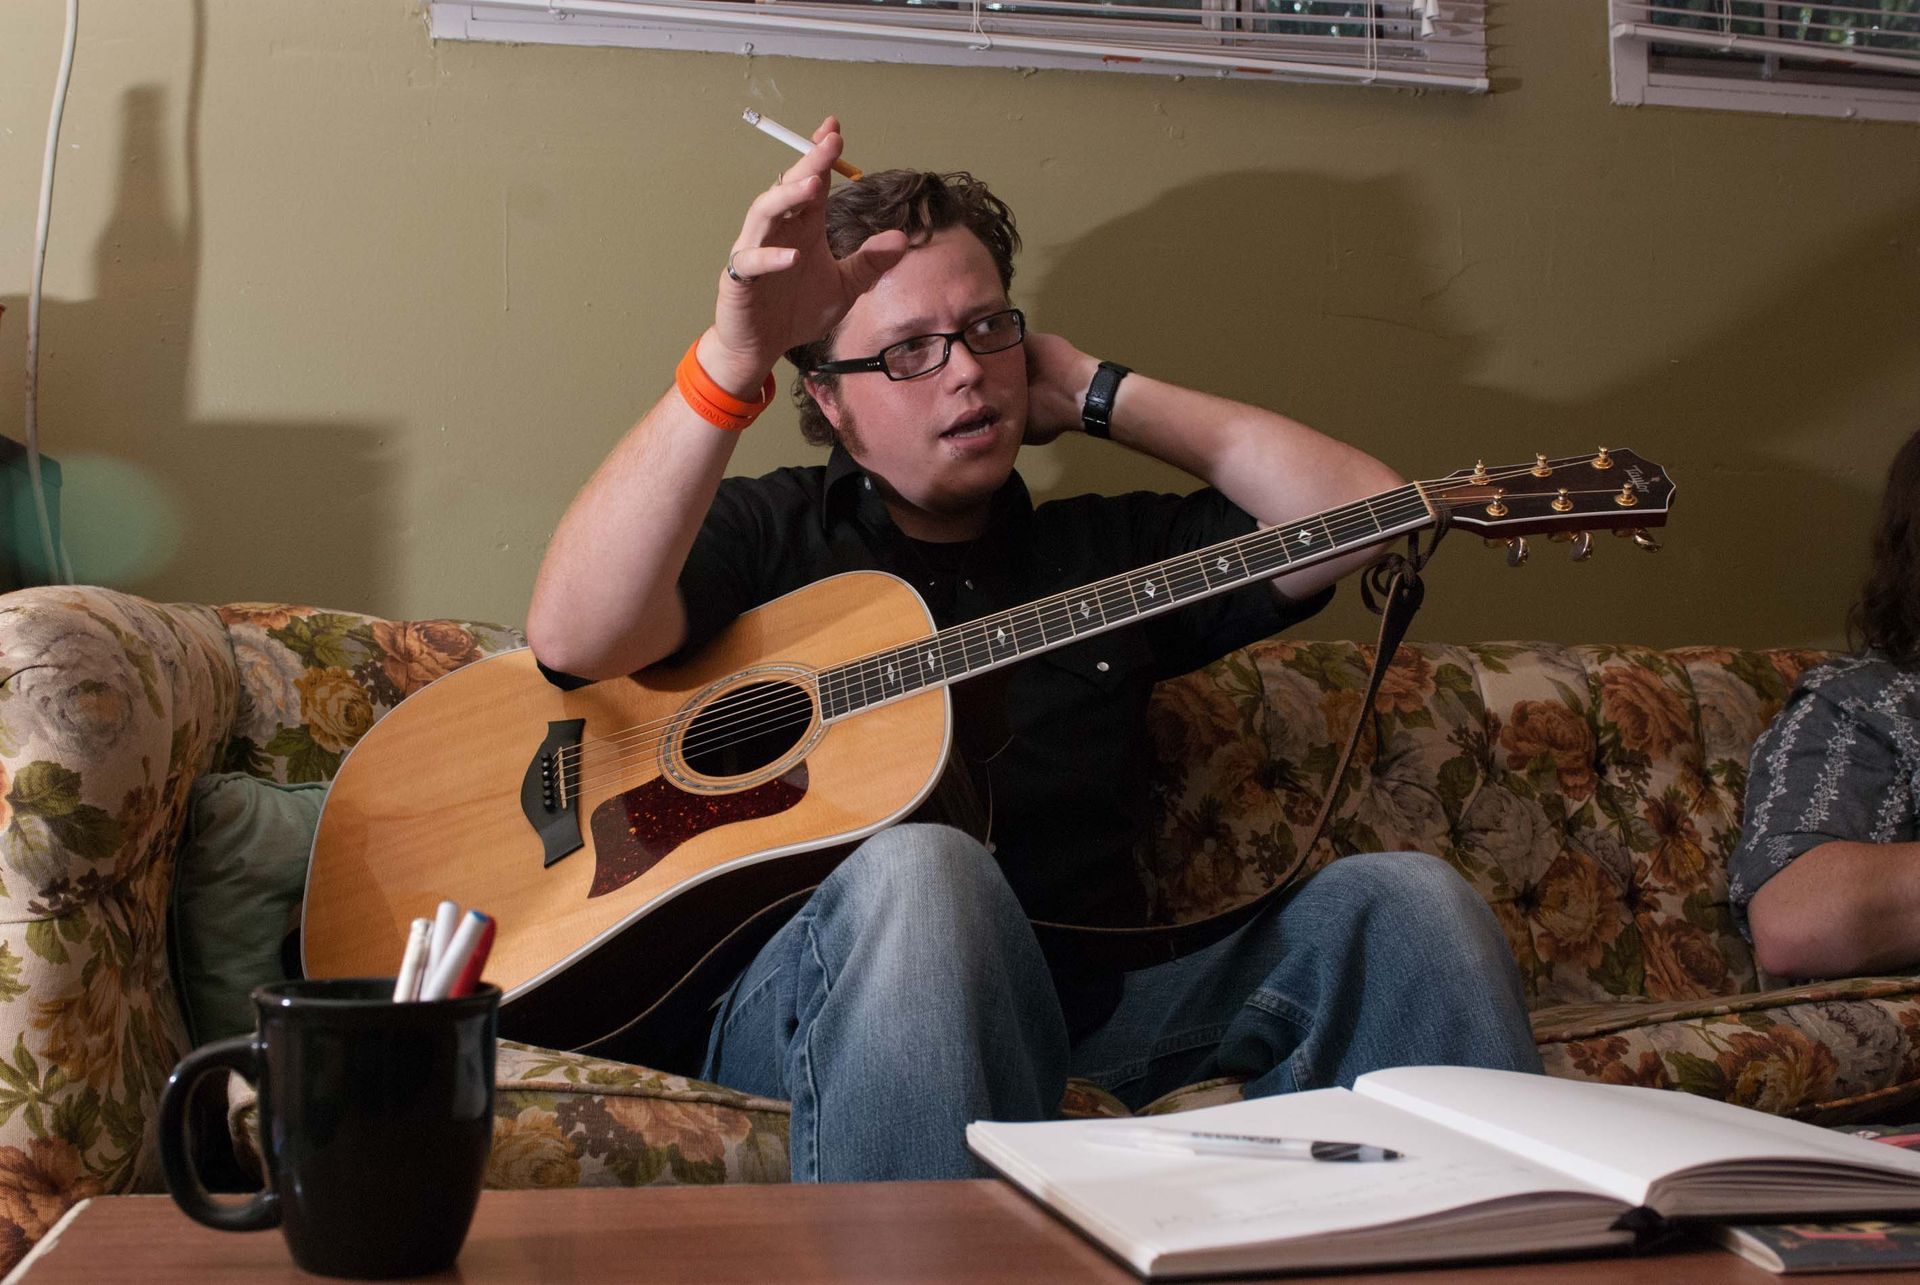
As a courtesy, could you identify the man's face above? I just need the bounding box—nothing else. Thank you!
[806,226,1028,540]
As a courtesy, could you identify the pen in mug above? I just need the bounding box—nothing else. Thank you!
[392,917,433,1002]
[1094,1127,1404,1163]
[742,109,863,181]
[426,899,461,976]
[419,910,492,1002]
[448,916,496,999]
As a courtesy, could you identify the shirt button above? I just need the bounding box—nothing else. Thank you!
[1096,660,1110,672]
[963,579,975,590]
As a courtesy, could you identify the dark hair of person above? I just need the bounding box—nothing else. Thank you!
[1849,428,1920,666]
[785,170,1021,448]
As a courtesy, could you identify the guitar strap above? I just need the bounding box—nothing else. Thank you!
[1027,519,1449,974]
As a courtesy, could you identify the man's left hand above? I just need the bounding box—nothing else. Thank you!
[1023,332,1101,446]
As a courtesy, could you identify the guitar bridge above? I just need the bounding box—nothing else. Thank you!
[521,719,586,869]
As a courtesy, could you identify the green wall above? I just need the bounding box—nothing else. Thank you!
[2,1,1916,648]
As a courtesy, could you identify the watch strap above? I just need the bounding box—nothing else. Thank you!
[1081,361,1131,439]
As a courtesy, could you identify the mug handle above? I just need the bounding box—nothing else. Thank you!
[157,1035,280,1232]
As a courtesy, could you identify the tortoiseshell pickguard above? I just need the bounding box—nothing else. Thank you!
[586,764,810,898]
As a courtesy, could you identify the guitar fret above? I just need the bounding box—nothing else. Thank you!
[817,480,1456,723]
[878,648,907,699]
[985,613,1018,662]
[1167,553,1206,601]
[961,621,993,671]
[1242,530,1293,579]
[1038,598,1073,645]
[1066,589,1106,634]
[914,638,945,686]
[1012,606,1048,653]
[1200,545,1247,590]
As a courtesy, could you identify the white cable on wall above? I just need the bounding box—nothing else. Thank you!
[24,0,80,587]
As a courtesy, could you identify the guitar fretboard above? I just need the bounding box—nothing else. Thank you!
[818,482,1434,721]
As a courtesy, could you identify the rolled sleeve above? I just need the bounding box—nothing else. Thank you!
[1728,670,1912,940]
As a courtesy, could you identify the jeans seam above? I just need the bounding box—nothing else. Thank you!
[795,914,839,1184]
[1079,1022,1231,1093]
[1243,986,1315,1030]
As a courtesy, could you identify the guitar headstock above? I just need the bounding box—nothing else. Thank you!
[1427,449,1674,562]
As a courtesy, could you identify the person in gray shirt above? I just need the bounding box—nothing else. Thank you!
[1731,429,1920,979]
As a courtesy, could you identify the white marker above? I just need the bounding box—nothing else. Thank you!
[392,917,433,1002]
[425,899,461,976]
[419,910,490,1002]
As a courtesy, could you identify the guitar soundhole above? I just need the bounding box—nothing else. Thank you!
[681,680,815,779]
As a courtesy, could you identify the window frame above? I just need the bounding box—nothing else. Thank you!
[428,0,1490,91]
[1608,1,1920,125]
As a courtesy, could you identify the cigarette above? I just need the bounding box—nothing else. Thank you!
[743,109,863,181]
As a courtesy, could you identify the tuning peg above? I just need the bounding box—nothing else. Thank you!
[1506,537,1529,568]
[1570,531,1594,562]
[1630,528,1661,552]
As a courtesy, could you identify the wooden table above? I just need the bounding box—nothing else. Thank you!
[10,1182,1920,1283]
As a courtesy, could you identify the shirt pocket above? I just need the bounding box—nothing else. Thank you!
[1023,626,1155,706]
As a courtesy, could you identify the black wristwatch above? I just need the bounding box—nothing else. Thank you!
[1081,361,1131,439]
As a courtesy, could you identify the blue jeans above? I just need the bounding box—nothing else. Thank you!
[701,824,1540,1181]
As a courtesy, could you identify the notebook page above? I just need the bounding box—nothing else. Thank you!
[967,1086,1624,1273]
[1356,1066,1920,1209]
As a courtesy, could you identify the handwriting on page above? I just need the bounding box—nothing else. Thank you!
[1147,1160,1544,1234]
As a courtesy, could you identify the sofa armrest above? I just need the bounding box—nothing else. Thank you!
[0,587,239,1269]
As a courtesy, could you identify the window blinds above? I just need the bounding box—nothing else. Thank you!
[1609,1,1920,79]
[431,0,1489,90]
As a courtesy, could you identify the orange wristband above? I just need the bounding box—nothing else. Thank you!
[676,341,777,432]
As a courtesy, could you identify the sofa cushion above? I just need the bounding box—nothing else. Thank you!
[217,605,524,784]
[1141,640,1833,1013]
[168,772,325,1046]
[1534,978,1920,1124]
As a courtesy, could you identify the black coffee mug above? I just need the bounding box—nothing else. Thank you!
[158,978,498,1279]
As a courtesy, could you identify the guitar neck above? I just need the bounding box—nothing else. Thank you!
[819,482,1436,722]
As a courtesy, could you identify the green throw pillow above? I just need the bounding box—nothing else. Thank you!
[168,772,326,1046]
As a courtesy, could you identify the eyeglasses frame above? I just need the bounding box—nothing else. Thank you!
[807,308,1027,382]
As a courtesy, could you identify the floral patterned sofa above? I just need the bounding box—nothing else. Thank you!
[0,583,1913,1272]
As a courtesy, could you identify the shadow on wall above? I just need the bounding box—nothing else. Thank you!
[1027,170,1919,646]
[0,6,396,612]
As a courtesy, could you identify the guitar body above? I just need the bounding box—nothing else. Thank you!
[301,571,951,1062]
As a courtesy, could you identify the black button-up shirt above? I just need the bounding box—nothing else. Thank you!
[672,448,1330,943]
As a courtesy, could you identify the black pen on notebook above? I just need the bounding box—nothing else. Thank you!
[1096,1127,1403,1163]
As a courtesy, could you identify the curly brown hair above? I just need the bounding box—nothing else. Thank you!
[1849,429,1920,665]
[785,170,1021,448]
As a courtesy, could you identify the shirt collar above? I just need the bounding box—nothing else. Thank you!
[821,444,1035,537]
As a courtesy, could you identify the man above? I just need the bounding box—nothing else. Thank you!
[527,120,1539,1182]
[1732,427,1920,979]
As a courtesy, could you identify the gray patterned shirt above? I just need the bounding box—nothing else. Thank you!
[1729,655,1920,941]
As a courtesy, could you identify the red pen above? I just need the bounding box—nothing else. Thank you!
[448,914,495,998]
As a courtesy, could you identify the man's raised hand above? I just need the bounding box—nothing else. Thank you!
[698,119,907,402]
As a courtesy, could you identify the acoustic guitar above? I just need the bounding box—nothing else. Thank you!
[301,450,1674,1063]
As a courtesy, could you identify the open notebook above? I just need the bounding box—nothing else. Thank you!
[966,1066,1920,1279]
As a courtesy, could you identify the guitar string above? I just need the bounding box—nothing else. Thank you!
[545,462,1555,775]
[556,484,1442,790]
[553,465,1653,794]
[551,459,1652,790]
[577,461,1647,776]
[557,472,1649,795]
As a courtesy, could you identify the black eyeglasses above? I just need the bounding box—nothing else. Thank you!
[809,308,1026,382]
